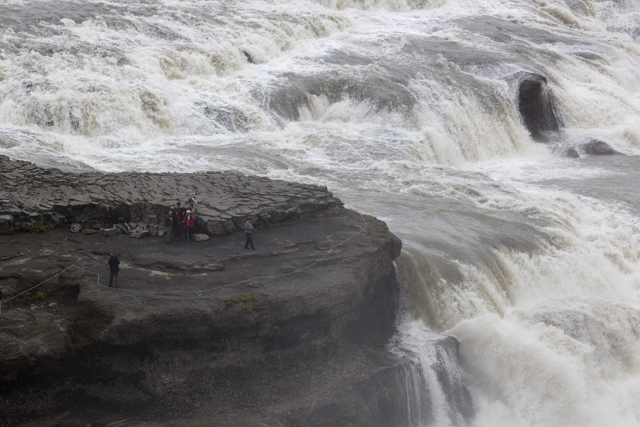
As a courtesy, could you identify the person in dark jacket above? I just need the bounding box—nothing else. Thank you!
[108,254,120,288]
[165,209,174,244]
[183,210,195,242]
[173,202,183,241]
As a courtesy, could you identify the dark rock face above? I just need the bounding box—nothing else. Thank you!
[517,73,562,141]
[429,335,474,424]
[294,334,474,427]
[0,156,473,426]
[566,147,580,158]
[583,139,622,155]
[0,203,409,425]
[560,139,623,158]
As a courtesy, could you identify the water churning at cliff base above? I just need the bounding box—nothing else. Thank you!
[2,0,640,425]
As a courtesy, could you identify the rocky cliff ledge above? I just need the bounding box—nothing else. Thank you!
[0,154,340,236]
[0,157,473,427]
[0,156,410,426]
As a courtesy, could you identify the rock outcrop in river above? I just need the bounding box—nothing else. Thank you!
[516,73,562,141]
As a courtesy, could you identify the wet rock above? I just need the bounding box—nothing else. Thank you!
[192,259,224,270]
[100,227,121,237]
[192,233,210,242]
[16,222,33,231]
[516,73,562,141]
[0,202,22,216]
[0,155,342,237]
[197,216,236,235]
[69,223,81,233]
[0,209,406,427]
[28,212,42,222]
[0,215,14,228]
[147,224,163,236]
[289,336,474,427]
[566,148,580,158]
[561,140,623,158]
[44,212,65,226]
[64,204,101,223]
[112,204,130,223]
[583,139,622,155]
[130,228,151,239]
[114,223,131,235]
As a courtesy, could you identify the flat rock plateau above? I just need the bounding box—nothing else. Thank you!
[0,156,472,427]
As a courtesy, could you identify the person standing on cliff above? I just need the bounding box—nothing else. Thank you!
[173,202,183,241]
[165,209,174,244]
[187,195,198,216]
[108,254,120,288]
[244,216,255,250]
[183,210,195,242]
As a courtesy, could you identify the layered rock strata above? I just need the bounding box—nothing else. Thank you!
[0,208,404,426]
[0,155,341,235]
[0,156,473,427]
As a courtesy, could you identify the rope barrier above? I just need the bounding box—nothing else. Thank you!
[0,213,370,307]
[2,265,78,304]
[92,212,370,296]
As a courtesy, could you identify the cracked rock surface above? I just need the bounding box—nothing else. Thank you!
[0,155,342,235]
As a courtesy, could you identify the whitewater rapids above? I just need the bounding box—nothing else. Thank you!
[2,0,640,425]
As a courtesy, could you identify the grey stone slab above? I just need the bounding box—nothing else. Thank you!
[0,155,343,237]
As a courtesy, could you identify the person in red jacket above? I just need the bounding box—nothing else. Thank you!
[183,210,195,242]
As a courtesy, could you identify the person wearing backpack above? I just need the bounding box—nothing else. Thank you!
[107,254,120,288]
[183,210,195,242]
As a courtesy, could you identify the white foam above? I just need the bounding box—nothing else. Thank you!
[3,1,640,425]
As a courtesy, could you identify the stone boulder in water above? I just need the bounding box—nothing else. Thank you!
[583,139,622,155]
[516,73,562,141]
[562,139,623,158]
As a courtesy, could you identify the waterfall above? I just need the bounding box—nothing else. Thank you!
[2,0,640,425]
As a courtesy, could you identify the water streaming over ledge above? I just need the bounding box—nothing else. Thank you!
[2,0,640,425]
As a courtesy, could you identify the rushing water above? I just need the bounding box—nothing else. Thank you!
[2,0,640,425]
